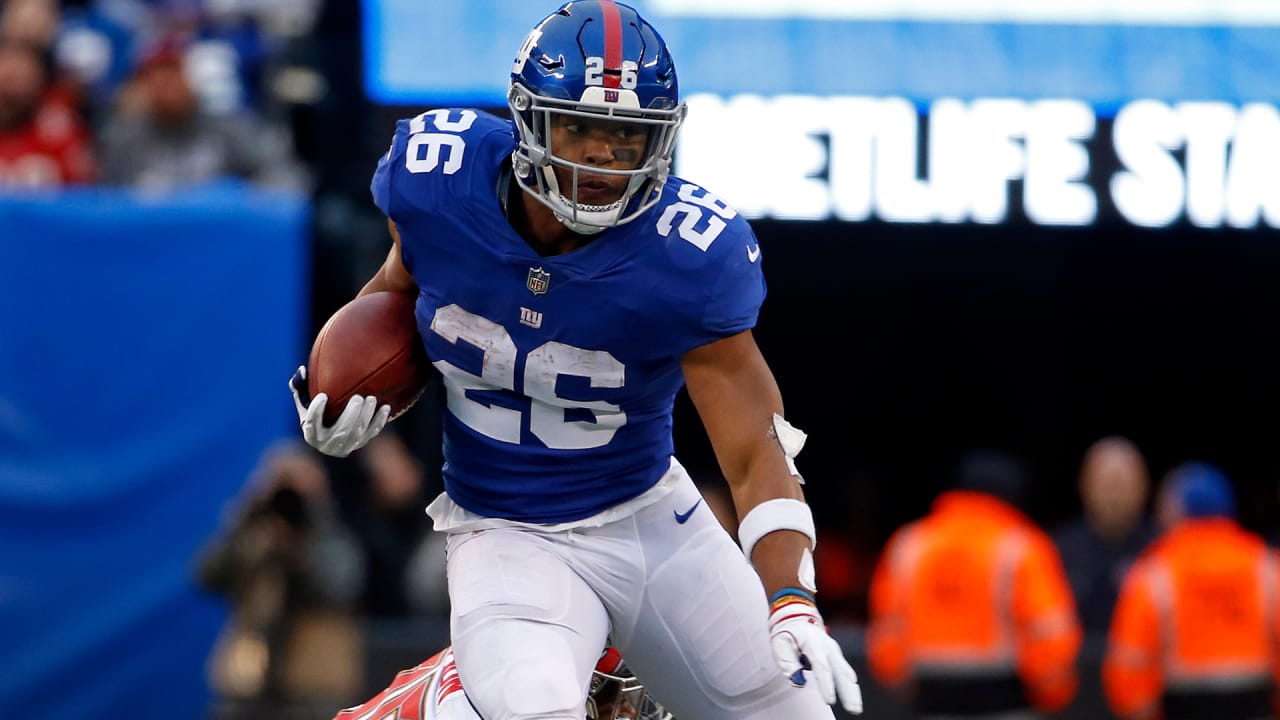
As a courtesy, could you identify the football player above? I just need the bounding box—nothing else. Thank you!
[335,647,670,720]
[291,2,863,718]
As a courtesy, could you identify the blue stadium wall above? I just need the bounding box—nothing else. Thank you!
[0,183,309,719]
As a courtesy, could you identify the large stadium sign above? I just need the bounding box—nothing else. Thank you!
[677,96,1280,228]
[365,1,1280,227]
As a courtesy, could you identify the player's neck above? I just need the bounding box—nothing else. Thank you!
[513,184,596,257]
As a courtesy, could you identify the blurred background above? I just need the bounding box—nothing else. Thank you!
[2,0,1279,718]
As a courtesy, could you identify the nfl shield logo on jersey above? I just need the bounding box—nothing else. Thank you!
[527,266,551,295]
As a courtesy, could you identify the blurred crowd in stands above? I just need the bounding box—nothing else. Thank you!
[0,0,315,190]
[0,0,384,343]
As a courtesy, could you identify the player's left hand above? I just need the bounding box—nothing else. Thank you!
[769,600,863,714]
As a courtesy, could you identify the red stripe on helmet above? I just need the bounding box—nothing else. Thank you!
[600,0,623,88]
[595,646,625,674]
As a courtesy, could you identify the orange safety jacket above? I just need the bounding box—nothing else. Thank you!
[867,491,1082,715]
[1103,518,1280,720]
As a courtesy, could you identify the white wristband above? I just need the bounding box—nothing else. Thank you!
[738,498,817,563]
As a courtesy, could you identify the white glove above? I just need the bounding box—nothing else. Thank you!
[769,599,863,715]
[289,366,391,458]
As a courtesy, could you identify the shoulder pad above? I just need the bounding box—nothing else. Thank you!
[371,109,513,222]
[654,178,755,260]
[647,178,766,347]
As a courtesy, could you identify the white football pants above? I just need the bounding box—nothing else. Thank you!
[444,463,837,720]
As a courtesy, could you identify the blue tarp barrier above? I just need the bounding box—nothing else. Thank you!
[0,183,309,719]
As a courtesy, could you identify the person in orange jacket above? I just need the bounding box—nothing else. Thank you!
[867,451,1083,719]
[1103,462,1280,720]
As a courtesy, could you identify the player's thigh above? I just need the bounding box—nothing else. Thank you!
[446,528,609,720]
[620,489,836,719]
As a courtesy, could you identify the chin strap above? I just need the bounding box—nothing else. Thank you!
[555,213,608,235]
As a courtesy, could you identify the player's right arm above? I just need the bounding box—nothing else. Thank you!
[358,220,418,298]
[288,224,408,458]
[363,109,511,299]
[293,108,435,444]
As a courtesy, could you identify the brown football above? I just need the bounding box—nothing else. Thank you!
[307,291,433,425]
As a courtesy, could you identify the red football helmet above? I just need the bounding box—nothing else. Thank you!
[588,647,672,720]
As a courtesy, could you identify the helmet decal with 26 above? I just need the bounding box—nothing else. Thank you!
[508,0,687,235]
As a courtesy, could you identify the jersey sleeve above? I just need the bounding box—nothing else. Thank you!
[692,217,767,347]
[369,109,511,277]
[371,109,510,223]
[651,181,768,353]
[370,117,415,222]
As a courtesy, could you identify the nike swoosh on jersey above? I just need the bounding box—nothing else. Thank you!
[674,498,703,524]
[747,244,761,262]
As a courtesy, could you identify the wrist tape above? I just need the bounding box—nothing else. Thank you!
[738,497,817,563]
[771,413,808,484]
[770,587,817,612]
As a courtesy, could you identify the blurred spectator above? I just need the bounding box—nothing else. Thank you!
[187,3,268,115]
[98,36,305,190]
[196,441,365,720]
[0,37,95,187]
[1103,462,1280,720]
[813,528,873,625]
[867,450,1082,719]
[1,0,60,50]
[1053,435,1158,635]
[5,0,98,122]
[43,0,326,132]
[1155,463,1193,532]
[329,430,437,619]
[52,2,136,125]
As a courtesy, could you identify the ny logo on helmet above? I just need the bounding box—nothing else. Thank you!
[527,267,551,295]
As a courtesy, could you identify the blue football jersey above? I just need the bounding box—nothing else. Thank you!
[371,109,765,523]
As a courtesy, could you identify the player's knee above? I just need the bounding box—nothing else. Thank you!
[499,660,584,720]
